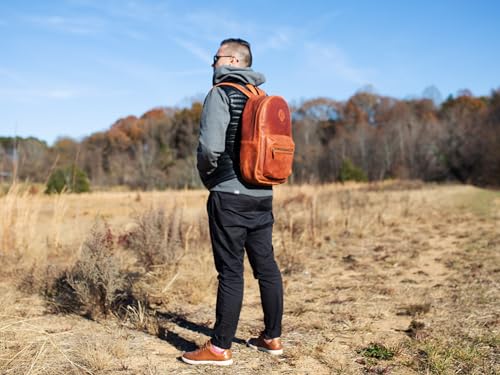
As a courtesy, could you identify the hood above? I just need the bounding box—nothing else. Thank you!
[212,66,266,86]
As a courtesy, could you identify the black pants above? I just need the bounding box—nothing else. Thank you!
[207,191,283,349]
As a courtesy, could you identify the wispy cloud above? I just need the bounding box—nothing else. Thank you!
[121,29,147,41]
[46,89,79,99]
[305,42,372,85]
[0,87,129,101]
[64,0,169,22]
[183,10,257,38]
[168,11,298,64]
[258,28,293,51]
[23,11,149,42]
[95,57,206,81]
[25,14,105,35]
[0,67,27,85]
[0,88,79,100]
[170,37,212,65]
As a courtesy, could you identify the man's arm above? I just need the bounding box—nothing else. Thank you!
[197,87,230,178]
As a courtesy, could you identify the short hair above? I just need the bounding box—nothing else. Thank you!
[220,38,252,67]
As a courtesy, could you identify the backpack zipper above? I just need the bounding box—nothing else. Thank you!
[272,147,294,157]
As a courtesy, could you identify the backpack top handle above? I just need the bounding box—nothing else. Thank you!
[215,82,266,98]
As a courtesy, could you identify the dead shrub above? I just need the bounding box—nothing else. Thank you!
[47,222,131,319]
[17,262,61,297]
[125,207,185,271]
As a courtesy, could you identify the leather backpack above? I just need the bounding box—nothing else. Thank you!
[216,82,295,186]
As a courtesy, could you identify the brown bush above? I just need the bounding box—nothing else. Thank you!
[125,207,185,271]
[48,222,130,319]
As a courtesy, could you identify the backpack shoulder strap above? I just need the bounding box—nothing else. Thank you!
[246,84,266,96]
[215,82,266,98]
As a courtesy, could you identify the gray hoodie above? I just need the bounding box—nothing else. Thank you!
[197,66,272,197]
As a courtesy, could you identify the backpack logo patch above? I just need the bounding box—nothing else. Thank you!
[278,108,286,123]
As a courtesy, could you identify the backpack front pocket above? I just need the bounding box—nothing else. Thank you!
[262,135,295,180]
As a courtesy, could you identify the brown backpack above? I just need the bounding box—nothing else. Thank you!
[216,82,295,186]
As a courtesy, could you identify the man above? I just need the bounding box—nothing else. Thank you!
[181,38,284,366]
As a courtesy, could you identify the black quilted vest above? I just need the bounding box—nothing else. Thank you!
[202,83,248,189]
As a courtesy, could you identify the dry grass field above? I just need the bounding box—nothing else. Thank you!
[1,181,499,374]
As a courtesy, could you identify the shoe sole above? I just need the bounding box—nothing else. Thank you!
[247,341,283,355]
[181,356,233,366]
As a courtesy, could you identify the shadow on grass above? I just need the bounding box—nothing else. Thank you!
[157,310,246,352]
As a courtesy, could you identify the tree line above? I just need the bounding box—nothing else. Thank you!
[1,88,499,190]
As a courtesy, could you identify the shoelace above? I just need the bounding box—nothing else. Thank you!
[192,341,211,354]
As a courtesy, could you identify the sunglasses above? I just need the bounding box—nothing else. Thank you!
[213,55,234,64]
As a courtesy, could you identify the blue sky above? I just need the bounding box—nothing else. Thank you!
[1,0,499,145]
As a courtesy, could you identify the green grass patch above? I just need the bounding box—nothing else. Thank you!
[412,340,492,374]
[357,343,395,360]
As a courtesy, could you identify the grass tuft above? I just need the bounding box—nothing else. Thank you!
[358,343,395,360]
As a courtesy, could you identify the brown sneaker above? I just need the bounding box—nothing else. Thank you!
[247,332,283,355]
[181,341,233,366]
